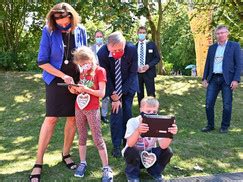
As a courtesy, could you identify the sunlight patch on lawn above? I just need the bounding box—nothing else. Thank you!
[163,82,194,95]
[0,107,6,111]
[15,115,30,122]
[14,92,32,103]
[24,74,42,82]
[12,136,33,144]
[238,152,243,159]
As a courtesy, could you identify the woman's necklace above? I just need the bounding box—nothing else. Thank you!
[64,32,71,65]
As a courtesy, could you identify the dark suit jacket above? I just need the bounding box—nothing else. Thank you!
[97,42,139,97]
[136,41,161,78]
[203,41,242,85]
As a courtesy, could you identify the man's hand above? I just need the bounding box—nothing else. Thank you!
[202,80,208,88]
[142,64,149,72]
[138,65,149,73]
[111,91,122,101]
[168,124,178,135]
[111,100,122,114]
[230,81,239,91]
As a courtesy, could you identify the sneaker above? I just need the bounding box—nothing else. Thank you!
[127,177,140,182]
[74,163,87,178]
[102,166,113,182]
[154,176,163,182]
[152,175,163,182]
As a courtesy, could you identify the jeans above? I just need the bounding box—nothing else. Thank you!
[124,147,173,179]
[206,74,233,129]
[110,92,135,148]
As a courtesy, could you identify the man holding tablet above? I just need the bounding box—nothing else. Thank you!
[122,97,178,182]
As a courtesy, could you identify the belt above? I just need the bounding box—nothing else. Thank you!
[213,73,223,76]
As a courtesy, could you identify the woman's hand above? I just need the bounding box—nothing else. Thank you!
[62,75,74,84]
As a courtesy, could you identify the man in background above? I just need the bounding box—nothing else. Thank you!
[136,26,160,105]
[202,25,241,133]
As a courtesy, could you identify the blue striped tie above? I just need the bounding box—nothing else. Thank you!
[115,59,122,96]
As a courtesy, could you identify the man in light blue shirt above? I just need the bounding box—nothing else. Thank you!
[213,41,227,74]
[202,25,241,133]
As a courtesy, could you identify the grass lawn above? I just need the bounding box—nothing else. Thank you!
[0,71,242,181]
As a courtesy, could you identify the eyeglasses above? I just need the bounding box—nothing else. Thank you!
[52,11,71,20]
[216,31,228,35]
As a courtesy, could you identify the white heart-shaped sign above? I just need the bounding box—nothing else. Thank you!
[77,93,90,110]
[140,151,157,168]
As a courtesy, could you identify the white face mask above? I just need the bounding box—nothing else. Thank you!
[79,63,92,73]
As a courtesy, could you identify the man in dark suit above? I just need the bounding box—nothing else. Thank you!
[97,31,139,157]
[202,25,241,133]
[136,26,160,105]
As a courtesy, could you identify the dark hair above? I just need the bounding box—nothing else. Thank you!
[46,2,80,31]
[138,26,147,32]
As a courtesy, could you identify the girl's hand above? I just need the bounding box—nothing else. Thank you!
[168,124,178,135]
[75,85,87,93]
[68,86,79,94]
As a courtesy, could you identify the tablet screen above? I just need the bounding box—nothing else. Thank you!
[141,114,175,138]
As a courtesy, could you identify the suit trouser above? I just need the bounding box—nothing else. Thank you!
[124,147,173,179]
[206,74,233,129]
[137,73,156,105]
[110,92,135,148]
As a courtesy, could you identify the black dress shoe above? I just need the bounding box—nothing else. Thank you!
[219,128,228,133]
[101,116,109,123]
[201,126,215,132]
[112,148,121,158]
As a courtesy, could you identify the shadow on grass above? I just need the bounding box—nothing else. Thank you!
[155,76,243,178]
[0,72,242,181]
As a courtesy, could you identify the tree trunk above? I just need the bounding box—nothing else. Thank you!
[188,7,213,77]
[143,0,166,75]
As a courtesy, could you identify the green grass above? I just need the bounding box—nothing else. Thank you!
[0,71,242,181]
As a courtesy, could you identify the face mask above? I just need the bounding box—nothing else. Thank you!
[56,23,72,31]
[95,37,103,45]
[138,33,146,41]
[79,63,92,74]
[112,50,124,60]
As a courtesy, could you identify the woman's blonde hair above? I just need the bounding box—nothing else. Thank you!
[72,46,97,74]
[46,2,80,31]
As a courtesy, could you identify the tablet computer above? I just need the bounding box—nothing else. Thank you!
[57,83,80,87]
[141,114,175,138]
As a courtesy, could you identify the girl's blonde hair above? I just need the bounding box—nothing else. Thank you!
[72,46,97,73]
[46,2,80,32]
